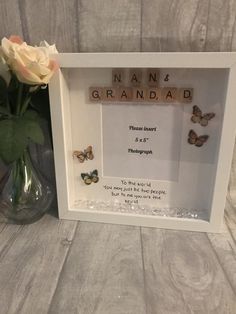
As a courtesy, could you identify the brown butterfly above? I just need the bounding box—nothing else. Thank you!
[191,105,215,127]
[188,130,209,147]
[73,146,94,163]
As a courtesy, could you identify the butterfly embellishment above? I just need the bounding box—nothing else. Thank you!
[188,130,209,147]
[73,146,94,163]
[81,169,99,185]
[191,105,215,127]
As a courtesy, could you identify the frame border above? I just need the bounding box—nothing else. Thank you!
[49,52,236,232]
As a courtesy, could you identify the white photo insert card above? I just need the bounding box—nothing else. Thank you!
[68,67,226,221]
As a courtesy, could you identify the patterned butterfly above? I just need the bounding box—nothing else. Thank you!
[191,105,215,127]
[73,146,94,163]
[188,129,209,147]
[81,169,99,185]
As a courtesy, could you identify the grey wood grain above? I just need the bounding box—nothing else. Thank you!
[19,0,79,51]
[0,224,22,260]
[77,0,141,52]
[0,0,23,39]
[205,0,236,51]
[207,225,236,292]
[49,222,146,314]
[225,198,236,241]
[0,214,77,314]
[228,139,236,206]
[141,228,236,314]
[141,0,210,52]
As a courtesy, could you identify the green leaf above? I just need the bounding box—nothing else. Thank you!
[0,106,10,115]
[23,109,40,120]
[0,119,28,164]
[21,112,44,145]
[23,119,44,145]
[0,113,45,164]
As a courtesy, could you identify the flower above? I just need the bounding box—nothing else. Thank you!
[39,40,58,54]
[0,47,11,85]
[1,36,58,85]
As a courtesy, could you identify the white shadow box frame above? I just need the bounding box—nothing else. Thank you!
[49,52,236,232]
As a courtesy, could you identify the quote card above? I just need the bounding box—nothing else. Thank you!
[102,103,183,181]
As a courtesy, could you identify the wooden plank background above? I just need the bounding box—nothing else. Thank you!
[0,1,236,313]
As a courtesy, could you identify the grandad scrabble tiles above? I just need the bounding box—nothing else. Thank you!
[89,69,193,103]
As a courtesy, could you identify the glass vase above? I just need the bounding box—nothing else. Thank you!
[0,148,54,224]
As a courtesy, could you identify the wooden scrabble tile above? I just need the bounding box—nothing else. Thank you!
[133,88,147,102]
[162,87,178,103]
[89,87,103,102]
[117,87,133,101]
[112,69,125,86]
[147,68,159,87]
[102,87,117,101]
[146,88,162,102]
[129,69,142,86]
[178,88,193,103]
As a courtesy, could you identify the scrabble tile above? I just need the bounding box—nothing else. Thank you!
[129,69,142,86]
[112,69,125,86]
[162,87,178,103]
[147,68,159,87]
[118,87,133,101]
[146,88,162,102]
[89,87,103,102]
[178,88,194,103]
[102,87,117,101]
[133,88,147,102]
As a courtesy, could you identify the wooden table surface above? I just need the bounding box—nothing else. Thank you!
[0,199,235,314]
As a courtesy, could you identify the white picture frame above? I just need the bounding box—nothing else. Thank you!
[49,52,236,232]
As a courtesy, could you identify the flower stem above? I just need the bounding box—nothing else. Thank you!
[16,83,23,115]
[20,95,31,115]
[6,94,10,112]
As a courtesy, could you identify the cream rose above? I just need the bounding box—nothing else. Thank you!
[39,40,58,54]
[0,47,11,85]
[1,36,58,85]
